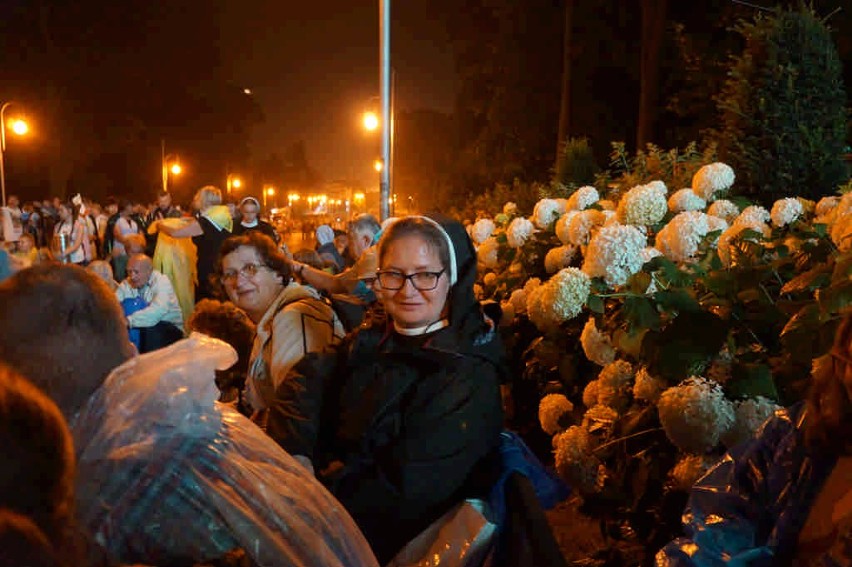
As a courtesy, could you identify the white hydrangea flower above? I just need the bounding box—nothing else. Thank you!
[640,246,663,264]
[668,188,707,213]
[554,426,600,495]
[524,277,542,296]
[506,217,534,248]
[555,211,579,245]
[721,396,781,448]
[602,210,621,227]
[770,198,804,228]
[483,272,498,287]
[582,404,619,430]
[582,224,646,287]
[503,202,518,215]
[692,162,735,200]
[544,245,577,274]
[657,377,735,453]
[539,393,574,435]
[508,288,528,314]
[617,181,668,226]
[582,380,601,408]
[734,205,771,227]
[567,209,607,246]
[707,199,740,224]
[597,360,634,412]
[477,237,500,269]
[633,367,666,403]
[470,218,496,245]
[717,222,770,267]
[815,196,840,217]
[654,211,720,263]
[670,455,715,491]
[580,317,616,367]
[532,198,562,229]
[555,198,570,214]
[527,268,591,332]
[566,186,600,211]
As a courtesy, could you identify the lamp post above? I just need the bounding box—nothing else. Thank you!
[227,173,242,196]
[160,139,182,193]
[264,186,275,208]
[379,0,391,221]
[0,102,29,208]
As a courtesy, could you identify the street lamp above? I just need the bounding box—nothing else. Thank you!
[0,102,29,207]
[373,159,383,172]
[264,186,275,208]
[160,139,182,193]
[227,174,242,195]
[363,111,379,131]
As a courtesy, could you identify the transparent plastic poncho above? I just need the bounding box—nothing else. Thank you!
[71,334,378,567]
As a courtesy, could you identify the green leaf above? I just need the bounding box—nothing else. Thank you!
[780,265,831,294]
[627,272,652,295]
[613,327,647,358]
[725,363,778,401]
[780,304,821,363]
[642,311,729,384]
[816,279,852,314]
[623,296,661,332]
[587,294,605,314]
[653,289,700,313]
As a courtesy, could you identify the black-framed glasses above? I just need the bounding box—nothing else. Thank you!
[376,269,445,291]
[220,263,267,284]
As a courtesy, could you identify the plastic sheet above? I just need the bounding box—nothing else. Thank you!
[656,404,840,566]
[388,499,496,567]
[71,334,378,567]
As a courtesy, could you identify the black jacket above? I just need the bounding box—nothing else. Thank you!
[268,213,506,563]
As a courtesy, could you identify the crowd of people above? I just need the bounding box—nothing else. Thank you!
[0,184,849,566]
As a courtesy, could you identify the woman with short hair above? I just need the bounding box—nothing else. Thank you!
[153,186,232,301]
[268,214,505,563]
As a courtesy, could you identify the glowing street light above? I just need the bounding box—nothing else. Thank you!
[264,186,275,208]
[170,163,182,175]
[0,103,29,207]
[374,159,383,172]
[363,111,379,131]
[227,174,242,195]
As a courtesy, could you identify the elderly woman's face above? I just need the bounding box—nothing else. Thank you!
[220,245,283,323]
[241,203,259,223]
[376,234,450,330]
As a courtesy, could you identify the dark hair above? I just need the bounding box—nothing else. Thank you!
[187,299,255,377]
[0,366,77,564]
[217,232,292,283]
[0,264,134,418]
[807,311,852,449]
[118,199,133,212]
[293,248,325,270]
[377,217,451,274]
[0,510,62,567]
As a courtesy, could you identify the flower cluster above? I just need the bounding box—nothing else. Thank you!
[555,211,578,245]
[582,224,646,286]
[595,360,634,412]
[657,377,735,453]
[553,426,600,495]
[580,317,616,367]
[655,211,726,263]
[532,198,563,229]
[567,209,606,246]
[469,218,496,245]
[692,162,735,200]
[616,181,668,226]
[544,245,577,274]
[770,198,804,228]
[633,366,666,403]
[668,188,707,213]
[566,186,600,211]
[527,268,591,332]
[669,455,715,491]
[707,199,740,223]
[539,393,574,435]
[506,217,534,248]
[477,237,500,269]
[721,396,780,448]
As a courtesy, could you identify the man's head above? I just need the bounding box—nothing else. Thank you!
[126,255,153,289]
[0,264,135,419]
[348,214,381,259]
[156,192,172,211]
[7,196,19,209]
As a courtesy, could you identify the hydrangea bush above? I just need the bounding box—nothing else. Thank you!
[467,160,852,553]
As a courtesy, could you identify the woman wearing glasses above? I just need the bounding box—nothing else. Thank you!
[267,214,505,564]
[216,232,345,424]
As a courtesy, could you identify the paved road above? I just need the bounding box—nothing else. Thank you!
[279,231,315,255]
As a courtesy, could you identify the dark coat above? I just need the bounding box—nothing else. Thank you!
[268,213,506,564]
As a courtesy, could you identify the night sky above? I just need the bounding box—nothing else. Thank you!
[219,1,456,188]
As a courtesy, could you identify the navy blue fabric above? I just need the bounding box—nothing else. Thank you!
[121,296,148,352]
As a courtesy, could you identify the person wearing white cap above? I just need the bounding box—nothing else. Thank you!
[233,197,279,243]
[268,213,505,564]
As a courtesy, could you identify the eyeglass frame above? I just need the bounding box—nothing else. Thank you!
[375,268,446,291]
[219,262,269,285]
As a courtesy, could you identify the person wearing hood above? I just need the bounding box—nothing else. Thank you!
[267,214,506,564]
[315,224,344,273]
[233,196,279,243]
[216,231,345,424]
